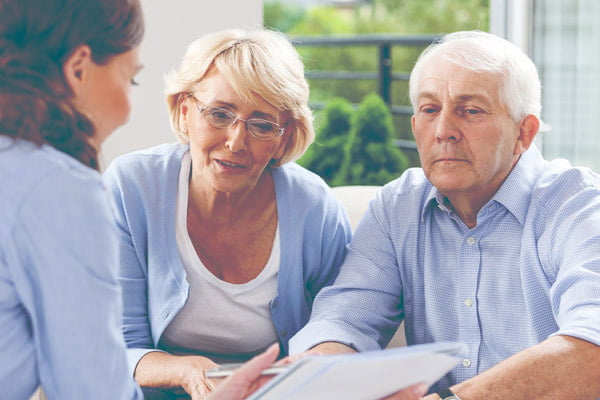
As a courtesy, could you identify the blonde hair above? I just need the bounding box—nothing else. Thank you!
[165,29,314,166]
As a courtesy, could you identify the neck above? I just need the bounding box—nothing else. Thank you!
[441,192,490,229]
[187,171,274,227]
[447,199,479,228]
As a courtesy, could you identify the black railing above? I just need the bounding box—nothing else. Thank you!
[290,34,440,151]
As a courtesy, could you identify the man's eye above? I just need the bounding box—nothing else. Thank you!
[421,107,437,114]
[465,108,481,115]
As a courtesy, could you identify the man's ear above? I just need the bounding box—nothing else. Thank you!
[63,45,92,96]
[514,114,540,155]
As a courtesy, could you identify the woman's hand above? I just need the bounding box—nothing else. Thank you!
[178,355,220,400]
[134,351,220,400]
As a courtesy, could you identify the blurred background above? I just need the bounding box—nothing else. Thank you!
[100,0,600,185]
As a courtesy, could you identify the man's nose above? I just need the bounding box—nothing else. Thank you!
[434,109,461,142]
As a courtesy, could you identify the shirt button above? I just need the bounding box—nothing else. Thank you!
[462,358,471,367]
[464,298,473,307]
[467,237,476,245]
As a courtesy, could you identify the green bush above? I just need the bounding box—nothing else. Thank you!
[336,93,408,186]
[298,97,353,185]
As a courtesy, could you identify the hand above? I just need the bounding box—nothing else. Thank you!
[208,343,280,400]
[381,383,429,399]
[179,355,220,400]
[275,340,356,366]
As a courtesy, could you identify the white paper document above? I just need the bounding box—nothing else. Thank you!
[247,341,467,400]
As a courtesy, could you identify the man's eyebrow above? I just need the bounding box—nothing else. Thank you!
[416,91,438,102]
[417,92,493,107]
[455,94,492,105]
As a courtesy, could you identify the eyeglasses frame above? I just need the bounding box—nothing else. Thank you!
[188,95,285,141]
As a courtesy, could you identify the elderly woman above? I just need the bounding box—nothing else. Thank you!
[103,29,352,399]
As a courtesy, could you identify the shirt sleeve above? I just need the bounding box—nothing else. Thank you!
[547,185,600,345]
[10,168,142,399]
[289,189,404,354]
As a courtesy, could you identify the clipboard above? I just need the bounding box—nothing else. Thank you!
[246,341,467,400]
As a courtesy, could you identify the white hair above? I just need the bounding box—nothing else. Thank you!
[409,30,541,122]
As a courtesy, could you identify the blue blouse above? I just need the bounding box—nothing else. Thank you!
[0,137,141,399]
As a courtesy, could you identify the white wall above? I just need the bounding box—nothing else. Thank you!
[99,0,263,170]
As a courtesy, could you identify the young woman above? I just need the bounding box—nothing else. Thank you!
[0,0,144,398]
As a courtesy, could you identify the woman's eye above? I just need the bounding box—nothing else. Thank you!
[211,110,233,122]
[252,121,275,133]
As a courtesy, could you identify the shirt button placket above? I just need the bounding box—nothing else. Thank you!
[460,234,479,379]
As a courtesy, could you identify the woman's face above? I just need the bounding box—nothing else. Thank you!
[70,46,142,149]
[180,68,289,195]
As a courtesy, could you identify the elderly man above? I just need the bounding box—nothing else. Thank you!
[289,31,600,400]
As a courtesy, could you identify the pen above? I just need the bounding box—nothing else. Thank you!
[206,363,288,378]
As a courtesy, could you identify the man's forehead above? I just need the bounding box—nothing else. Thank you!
[416,61,501,103]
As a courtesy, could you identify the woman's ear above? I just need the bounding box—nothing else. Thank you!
[178,96,189,134]
[63,45,92,97]
[273,118,294,162]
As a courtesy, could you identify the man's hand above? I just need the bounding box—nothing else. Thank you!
[382,383,429,399]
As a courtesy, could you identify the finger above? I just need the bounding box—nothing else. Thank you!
[238,343,280,377]
[278,349,315,365]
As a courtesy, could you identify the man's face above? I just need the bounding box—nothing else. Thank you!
[411,57,523,205]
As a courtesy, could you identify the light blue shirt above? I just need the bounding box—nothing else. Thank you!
[103,142,352,375]
[290,145,600,391]
[0,137,142,399]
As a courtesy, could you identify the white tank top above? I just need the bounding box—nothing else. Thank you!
[159,151,280,363]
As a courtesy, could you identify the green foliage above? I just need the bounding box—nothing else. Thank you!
[336,93,408,185]
[263,2,307,32]
[298,97,353,185]
[265,0,489,109]
[265,0,488,177]
[299,94,408,186]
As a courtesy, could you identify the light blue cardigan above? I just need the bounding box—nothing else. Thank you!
[103,142,352,373]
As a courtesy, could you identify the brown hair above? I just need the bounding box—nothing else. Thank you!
[0,0,144,169]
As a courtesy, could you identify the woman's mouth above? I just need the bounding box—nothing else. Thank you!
[216,159,245,169]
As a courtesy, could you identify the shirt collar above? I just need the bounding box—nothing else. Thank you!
[421,145,545,225]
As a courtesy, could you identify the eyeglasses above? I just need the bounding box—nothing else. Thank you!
[190,97,284,141]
